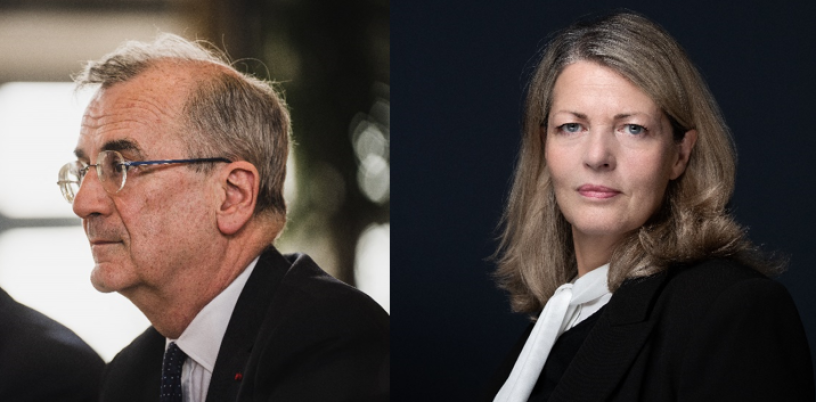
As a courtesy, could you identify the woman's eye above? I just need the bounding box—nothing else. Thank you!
[624,124,645,135]
[560,123,581,133]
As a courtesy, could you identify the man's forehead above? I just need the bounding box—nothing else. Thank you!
[85,78,184,122]
[75,71,190,159]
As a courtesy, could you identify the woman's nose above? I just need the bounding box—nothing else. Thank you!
[583,130,616,171]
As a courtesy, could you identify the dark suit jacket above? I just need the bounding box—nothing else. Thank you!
[99,247,390,401]
[0,287,104,401]
[489,259,815,401]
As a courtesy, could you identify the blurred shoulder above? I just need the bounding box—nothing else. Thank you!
[0,288,104,401]
[0,288,103,369]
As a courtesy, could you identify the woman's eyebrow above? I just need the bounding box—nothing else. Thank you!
[613,112,653,120]
[551,110,588,119]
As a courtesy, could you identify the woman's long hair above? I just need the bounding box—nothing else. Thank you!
[494,12,779,315]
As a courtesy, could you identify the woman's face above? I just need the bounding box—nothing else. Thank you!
[545,61,695,250]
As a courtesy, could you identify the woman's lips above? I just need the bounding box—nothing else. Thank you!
[577,184,621,199]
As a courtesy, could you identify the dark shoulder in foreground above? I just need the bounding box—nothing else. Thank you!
[0,287,104,402]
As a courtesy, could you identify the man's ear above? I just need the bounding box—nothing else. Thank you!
[216,161,260,235]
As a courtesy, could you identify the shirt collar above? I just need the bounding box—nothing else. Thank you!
[166,255,260,372]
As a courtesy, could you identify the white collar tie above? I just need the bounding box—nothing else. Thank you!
[494,264,612,402]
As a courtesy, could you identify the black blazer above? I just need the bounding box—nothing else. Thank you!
[490,259,815,401]
[0,287,104,401]
[99,247,390,402]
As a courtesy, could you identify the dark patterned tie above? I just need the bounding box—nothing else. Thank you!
[161,342,188,402]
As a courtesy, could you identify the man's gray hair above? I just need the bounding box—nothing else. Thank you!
[75,33,291,218]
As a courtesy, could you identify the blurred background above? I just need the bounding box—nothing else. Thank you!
[0,0,389,361]
[393,1,816,400]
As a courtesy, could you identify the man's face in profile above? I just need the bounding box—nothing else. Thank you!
[71,65,223,301]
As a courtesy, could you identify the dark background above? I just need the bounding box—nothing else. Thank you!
[393,1,816,400]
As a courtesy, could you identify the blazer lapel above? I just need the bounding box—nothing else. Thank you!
[100,327,165,402]
[549,271,669,402]
[205,247,289,402]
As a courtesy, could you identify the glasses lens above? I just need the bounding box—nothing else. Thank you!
[58,162,81,203]
[99,150,127,193]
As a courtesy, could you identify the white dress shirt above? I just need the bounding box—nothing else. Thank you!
[165,256,259,402]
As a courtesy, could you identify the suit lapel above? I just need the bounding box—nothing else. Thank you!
[205,247,290,402]
[100,327,164,402]
[549,271,669,402]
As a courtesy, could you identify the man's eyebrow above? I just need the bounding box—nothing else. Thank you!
[102,139,143,157]
[74,139,145,161]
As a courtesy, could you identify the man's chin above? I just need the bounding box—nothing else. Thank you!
[91,282,117,293]
[90,264,123,293]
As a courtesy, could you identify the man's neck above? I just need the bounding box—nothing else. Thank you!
[123,242,269,339]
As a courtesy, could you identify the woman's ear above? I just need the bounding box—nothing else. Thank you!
[670,129,697,180]
[216,161,260,235]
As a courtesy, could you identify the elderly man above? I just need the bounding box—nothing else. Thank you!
[57,34,389,401]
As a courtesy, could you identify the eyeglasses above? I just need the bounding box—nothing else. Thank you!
[58,150,231,203]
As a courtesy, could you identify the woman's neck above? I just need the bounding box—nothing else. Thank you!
[572,230,617,277]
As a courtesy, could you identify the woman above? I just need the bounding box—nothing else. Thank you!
[491,12,814,401]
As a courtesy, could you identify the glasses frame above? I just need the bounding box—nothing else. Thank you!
[58,150,232,203]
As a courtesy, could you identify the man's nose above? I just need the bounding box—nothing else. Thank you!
[72,167,112,218]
